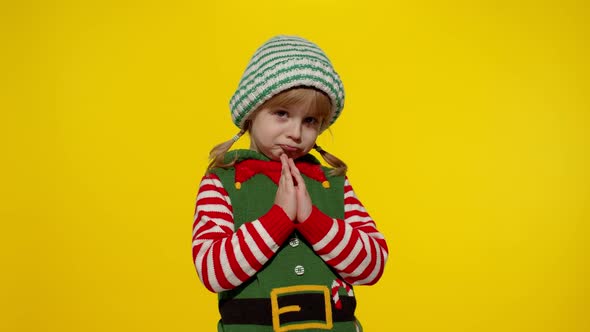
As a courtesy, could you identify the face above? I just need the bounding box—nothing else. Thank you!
[249,102,322,161]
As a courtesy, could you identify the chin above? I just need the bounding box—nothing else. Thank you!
[265,150,282,161]
[289,151,307,160]
[273,151,300,160]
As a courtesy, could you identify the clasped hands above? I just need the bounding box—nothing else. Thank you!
[274,153,312,223]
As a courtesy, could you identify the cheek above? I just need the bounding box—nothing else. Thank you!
[302,127,320,141]
[251,120,278,141]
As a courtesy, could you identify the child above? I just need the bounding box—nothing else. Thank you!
[192,35,388,332]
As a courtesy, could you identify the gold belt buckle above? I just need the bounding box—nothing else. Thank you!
[270,285,333,331]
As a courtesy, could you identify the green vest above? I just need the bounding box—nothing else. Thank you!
[210,150,362,332]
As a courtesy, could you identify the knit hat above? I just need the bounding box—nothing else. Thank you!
[229,35,345,130]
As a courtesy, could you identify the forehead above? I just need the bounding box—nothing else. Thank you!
[269,94,329,118]
[268,100,322,117]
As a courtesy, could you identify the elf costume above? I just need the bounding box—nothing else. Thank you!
[191,35,388,331]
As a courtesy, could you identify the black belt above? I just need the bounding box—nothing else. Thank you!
[219,293,356,325]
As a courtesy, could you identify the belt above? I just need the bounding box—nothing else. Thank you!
[219,285,356,331]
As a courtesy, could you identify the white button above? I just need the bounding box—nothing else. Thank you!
[289,238,300,247]
[294,265,305,276]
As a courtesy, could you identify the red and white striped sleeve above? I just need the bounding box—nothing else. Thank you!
[192,173,295,293]
[296,176,389,285]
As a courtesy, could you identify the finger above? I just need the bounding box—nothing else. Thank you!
[277,157,286,186]
[287,158,299,186]
[288,158,306,191]
[288,158,302,176]
[280,154,290,179]
[287,158,297,176]
[281,154,290,174]
[281,155,294,188]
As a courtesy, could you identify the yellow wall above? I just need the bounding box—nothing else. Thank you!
[2,0,588,331]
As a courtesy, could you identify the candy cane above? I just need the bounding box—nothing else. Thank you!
[331,279,354,309]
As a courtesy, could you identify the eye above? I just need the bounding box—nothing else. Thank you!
[273,110,288,118]
[304,117,319,125]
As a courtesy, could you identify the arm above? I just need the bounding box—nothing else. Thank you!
[192,173,295,293]
[296,177,389,285]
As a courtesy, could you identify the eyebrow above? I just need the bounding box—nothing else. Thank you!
[273,104,325,119]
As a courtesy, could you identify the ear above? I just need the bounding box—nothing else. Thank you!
[243,119,252,132]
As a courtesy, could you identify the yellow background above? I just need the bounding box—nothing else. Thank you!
[2,0,589,331]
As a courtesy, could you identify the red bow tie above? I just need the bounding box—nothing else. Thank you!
[234,159,330,189]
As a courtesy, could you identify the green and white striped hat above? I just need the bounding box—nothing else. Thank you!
[229,35,345,130]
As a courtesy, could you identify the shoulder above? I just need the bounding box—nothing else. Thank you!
[206,165,236,184]
[198,172,224,190]
[343,176,360,191]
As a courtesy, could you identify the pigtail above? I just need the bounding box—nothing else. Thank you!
[205,128,246,174]
[314,144,347,176]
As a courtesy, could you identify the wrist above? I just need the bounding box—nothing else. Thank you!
[296,206,335,244]
[258,205,296,244]
[297,205,315,225]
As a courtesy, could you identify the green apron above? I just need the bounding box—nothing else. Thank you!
[210,150,362,332]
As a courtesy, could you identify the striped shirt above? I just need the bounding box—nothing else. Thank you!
[192,173,388,293]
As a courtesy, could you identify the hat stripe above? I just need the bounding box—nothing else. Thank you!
[232,74,341,124]
[239,48,331,86]
[234,76,340,127]
[232,63,344,120]
[252,36,318,55]
[251,37,321,57]
[233,68,342,119]
[232,54,339,107]
[229,35,345,129]
[248,40,329,68]
[233,72,342,127]
[231,61,343,116]
[235,64,341,109]
[242,48,332,81]
[233,55,341,106]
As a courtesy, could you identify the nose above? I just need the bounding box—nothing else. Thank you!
[287,122,302,142]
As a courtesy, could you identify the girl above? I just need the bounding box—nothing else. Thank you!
[192,35,388,332]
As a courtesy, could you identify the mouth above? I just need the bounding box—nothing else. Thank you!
[279,144,301,153]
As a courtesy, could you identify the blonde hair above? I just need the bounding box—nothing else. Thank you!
[206,87,347,176]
